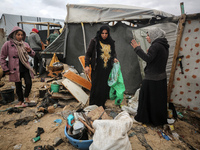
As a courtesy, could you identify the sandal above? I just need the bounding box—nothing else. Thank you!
[15,103,27,108]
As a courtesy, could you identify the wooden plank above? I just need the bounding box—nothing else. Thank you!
[78,56,92,82]
[87,106,110,121]
[63,70,91,90]
[167,14,186,102]
[62,78,89,105]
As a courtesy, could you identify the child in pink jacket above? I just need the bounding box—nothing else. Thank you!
[0,26,35,107]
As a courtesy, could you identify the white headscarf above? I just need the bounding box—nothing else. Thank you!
[148,27,166,44]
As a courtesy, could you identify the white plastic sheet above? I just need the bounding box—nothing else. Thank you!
[121,88,140,115]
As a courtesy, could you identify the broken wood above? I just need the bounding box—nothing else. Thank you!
[81,112,93,129]
[62,78,89,105]
[51,92,74,100]
[63,70,91,90]
[78,118,95,134]
[78,56,92,82]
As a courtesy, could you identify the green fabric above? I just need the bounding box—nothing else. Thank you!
[108,62,125,105]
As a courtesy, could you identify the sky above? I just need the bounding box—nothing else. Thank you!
[0,0,199,20]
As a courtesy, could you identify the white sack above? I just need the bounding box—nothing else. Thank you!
[89,111,133,150]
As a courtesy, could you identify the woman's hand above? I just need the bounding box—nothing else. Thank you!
[131,39,140,49]
[114,58,119,63]
[25,47,31,53]
[84,66,90,74]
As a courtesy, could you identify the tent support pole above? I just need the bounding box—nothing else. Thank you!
[81,22,87,53]
[167,3,186,102]
[47,23,50,37]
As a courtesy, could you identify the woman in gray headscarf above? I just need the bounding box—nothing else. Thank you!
[131,27,169,126]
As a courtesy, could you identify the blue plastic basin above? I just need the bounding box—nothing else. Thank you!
[64,126,93,150]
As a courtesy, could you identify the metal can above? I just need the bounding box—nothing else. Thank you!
[32,136,40,143]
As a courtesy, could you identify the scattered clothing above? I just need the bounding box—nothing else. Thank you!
[7,107,23,114]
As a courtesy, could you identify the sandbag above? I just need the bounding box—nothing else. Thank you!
[108,62,125,105]
[89,111,133,150]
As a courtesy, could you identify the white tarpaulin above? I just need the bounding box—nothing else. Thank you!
[65,4,174,23]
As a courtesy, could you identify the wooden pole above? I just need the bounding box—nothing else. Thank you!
[167,3,186,102]
[47,23,50,37]
[81,22,87,53]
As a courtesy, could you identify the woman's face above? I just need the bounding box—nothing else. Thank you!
[15,31,24,41]
[101,30,108,40]
[146,34,151,43]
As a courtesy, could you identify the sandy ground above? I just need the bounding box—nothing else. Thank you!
[0,75,200,150]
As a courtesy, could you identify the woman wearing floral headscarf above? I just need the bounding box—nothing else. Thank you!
[84,25,118,109]
[0,26,35,107]
[131,27,169,126]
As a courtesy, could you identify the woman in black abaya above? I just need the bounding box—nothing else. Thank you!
[131,27,169,126]
[84,25,118,109]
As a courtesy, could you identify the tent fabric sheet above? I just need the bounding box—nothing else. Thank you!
[65,4,174,23]
[64,22,142,94]
[42,22,177,94]
[41,27,66,58]
[170,19,200,113]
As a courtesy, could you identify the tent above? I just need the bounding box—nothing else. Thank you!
[0,13,64,37]
[43,4,177,95]
[0,13,64,49]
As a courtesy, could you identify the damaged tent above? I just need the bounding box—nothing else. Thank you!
[41,4,200,113]
[42,4,177,95]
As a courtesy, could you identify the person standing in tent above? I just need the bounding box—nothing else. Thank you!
[0,26,35,107]
[28,28,42,75]
[131,27,169,126]
[46,29,59,45]
[84,25,118,109]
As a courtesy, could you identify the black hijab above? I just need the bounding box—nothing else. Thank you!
[95,25,114,45]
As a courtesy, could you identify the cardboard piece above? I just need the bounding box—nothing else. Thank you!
[87,106,110,121]
[62,78,89,105]
[63,70,91,90]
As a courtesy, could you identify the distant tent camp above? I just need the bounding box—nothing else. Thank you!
[0,13,64,49]
[43,4,200,112]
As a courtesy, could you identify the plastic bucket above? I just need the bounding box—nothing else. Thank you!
[51,84,60,93]
[39,89,47,98]
[64,126,93,150]
[0,89,14,104]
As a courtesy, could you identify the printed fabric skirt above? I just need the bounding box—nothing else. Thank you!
[134,79,168,126]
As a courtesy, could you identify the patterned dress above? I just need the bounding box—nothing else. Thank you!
[89,41,113,108]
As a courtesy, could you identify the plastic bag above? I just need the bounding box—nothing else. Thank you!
[108,62,125,105]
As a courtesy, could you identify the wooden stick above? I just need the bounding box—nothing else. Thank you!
[78,118,95,134]
[81,112,93,128]
[167,14,186,102]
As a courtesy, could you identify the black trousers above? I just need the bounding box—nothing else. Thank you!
[34,51,42,74]
[15,71,32,102]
